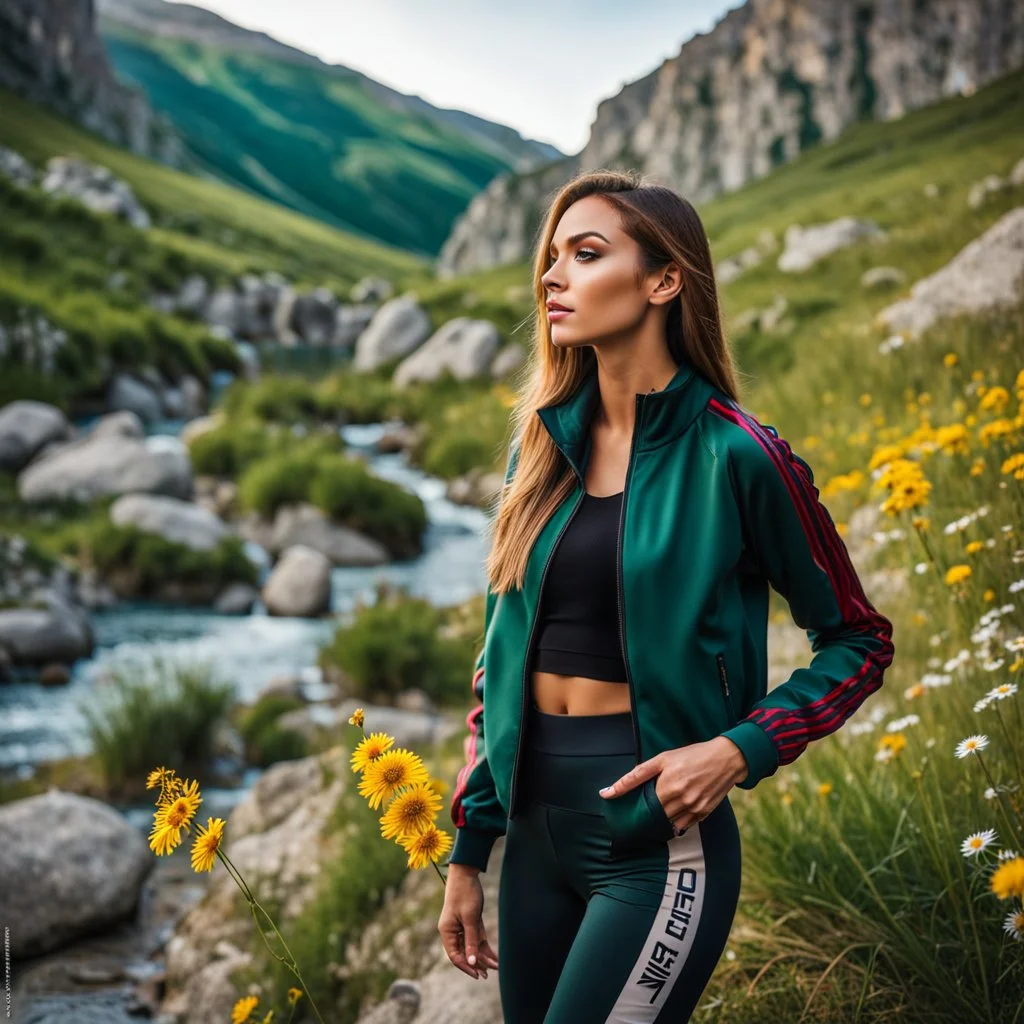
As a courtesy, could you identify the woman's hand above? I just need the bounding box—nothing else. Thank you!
[438,863,500,980]
[598,736,749,832]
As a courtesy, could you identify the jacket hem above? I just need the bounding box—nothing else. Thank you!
[720,719,780,789]
[447,826,502,872]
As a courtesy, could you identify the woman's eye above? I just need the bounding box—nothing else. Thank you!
[576,248,598,261]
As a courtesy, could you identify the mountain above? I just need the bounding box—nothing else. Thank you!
[0,0,182,164]
[436,0,1024,277]
[95,0,565,256]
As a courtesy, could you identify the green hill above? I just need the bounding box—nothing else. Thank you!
[96,5,560,256]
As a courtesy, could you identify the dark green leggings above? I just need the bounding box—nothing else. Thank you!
[498,703,742,1023]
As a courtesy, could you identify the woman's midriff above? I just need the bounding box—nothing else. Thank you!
[530,668,633,716]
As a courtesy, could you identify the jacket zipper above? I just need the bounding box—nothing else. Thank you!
[507,486,585,820]
[617,394,645,765]
[716,652,735,726]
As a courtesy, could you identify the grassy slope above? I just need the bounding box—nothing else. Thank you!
[100,26,516,256]
[0,87,426,292]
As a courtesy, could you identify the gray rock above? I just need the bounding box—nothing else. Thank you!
[350,276,394,303]
[269,503,389,566]
[392,317,501,387]
[0,144,34,187]
[0,400,71,472]
[0,791,152,959]
[290,287,338,346]
[17,433,193,503]
[0,606,93,665]
[213,583,259,615]
[106,374,162,423]
[861,266,906,290]
[109,493,228,551]
[875,207,1024,338]
[489,342,526,379]
[778,217,886,273]
[262,545,332,617]
[90,409,145,440]
[353,294,432,372]
[40,156,151,229]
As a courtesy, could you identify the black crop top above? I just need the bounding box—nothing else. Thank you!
[531,489,628,683]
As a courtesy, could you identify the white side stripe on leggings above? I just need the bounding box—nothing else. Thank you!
[605,823,706,1022]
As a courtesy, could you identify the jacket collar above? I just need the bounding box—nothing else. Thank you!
[535,350,714,477]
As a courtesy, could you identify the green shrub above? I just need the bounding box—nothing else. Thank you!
[237,693,309,767]
[318,585,474,706]
[80,657,235,798]
[236,448,321,517]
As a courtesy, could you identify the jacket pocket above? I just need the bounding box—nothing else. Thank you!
[716,652,736,727]
[600,776,678,856]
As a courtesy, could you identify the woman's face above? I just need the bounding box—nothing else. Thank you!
[540,194,659,350]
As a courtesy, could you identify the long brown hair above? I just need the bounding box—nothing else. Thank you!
[486,168,744,594]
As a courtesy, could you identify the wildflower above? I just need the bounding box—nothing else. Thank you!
[1003,453,1024,480]
[287,988,304,1006]
[979,386,1010,413]
[974,696,992,712]
[986,682,1018,700]
[190,817,225,873]
[878,733,907,757]
[232,995,260,1024]
[960,828,998,857]
[1003,908,1024,941]
[350,731,395,774]
[146,766,181,803]
[817,782,832,797]
[149,778,202,856]
[944,564,972,586]
[955,734,989,758]
[358,748,431,810]
[999,849,1021,861]
[398,821,453,870]
[379,783,443,841]
[887,714,920,731]
[348,707,365,728]
[943,352,959,367]
[781,792,794,805]
[990,856,1024,899]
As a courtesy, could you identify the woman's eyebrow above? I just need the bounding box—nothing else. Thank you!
[549,230,610,254]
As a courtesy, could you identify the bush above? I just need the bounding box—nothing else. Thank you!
[318,584,474,706]
[236,448,322,517]
[237,693,309,767]
[80,657,235,798]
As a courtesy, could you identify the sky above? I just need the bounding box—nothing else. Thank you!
[167,0,738,154]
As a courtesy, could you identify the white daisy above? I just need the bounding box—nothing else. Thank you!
[955,734,989,758]
[960,828,997,857]
[874,747,894,763]
[982,657,1006,672]
[974,696,993,712]
[986,682,1018,700]
[887,714,920,731]
[1003,909,1024,941]
[998,849,1020,861]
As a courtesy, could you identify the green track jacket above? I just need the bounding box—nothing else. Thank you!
[448,352,895,870]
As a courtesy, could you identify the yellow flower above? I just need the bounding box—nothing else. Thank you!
[869,444,905,471]
[965,540,984,555]
[978,419,1014,446]
[149,778,202,856]
[190,817,225,873]
[358,748,431,810]
[943,352,959,367]
[348,707,365,728]
[817,782,832,797]
[232,995,260,1023]
[781,792,794,806]
[859,393,872,407]
[146,766,179,803]
[944,564,972,586]
[1002,453,1024,480]
[912,516,929,532]
[970,457,986,477]
[879,733,907,755]
[287,988,304,1006]
[399,822,453,870]
[983,588,996,601]
[934,423,970,455]
[350,731,395,774]
[380,783,443,841]
[905,683,925,700]
[990,857,1024,900]
[980,386,1010,413]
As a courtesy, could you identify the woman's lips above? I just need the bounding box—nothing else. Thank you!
[548,309,573,320]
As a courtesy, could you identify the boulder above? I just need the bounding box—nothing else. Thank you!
[0,606,93,665]
[0,791,152,958]
[109,493,228,551]
[489,342,526,379]
[106,374,162,424]
[0,400,71,472]
[269,504,389,565]
[213,583,259,615]
[262,545,332,617]
[392,317,501,388]
[777,216,886,272]
[40,156,151,230]
[353,294,432,372]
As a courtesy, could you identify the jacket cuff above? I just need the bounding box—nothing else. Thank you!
[720,720,780,789]
[447,826,501,872]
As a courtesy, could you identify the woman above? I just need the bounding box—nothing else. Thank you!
[436,169,895,1022]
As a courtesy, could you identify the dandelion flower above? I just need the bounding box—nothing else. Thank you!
[232,995,260,1023]
[149,778,201,855]
[944,564,972,586]
[954,734,989,758]
[348,707,365,728]
[358,748,430,810]
[350,731,395,774]
[399,822,453,870]
[380,783,443,841]
[287,988,304,1006]
[190,816,225,873]
[1003,908,1024,941]
[960,828,998,857]
[878,733,907,757]
[990,856,1024,899]
[817,782,832,797]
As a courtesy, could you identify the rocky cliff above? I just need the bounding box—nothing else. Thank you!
[0,0,182,165]
[436,0,1024,277]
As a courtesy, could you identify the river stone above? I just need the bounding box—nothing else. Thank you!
[0,400,71,472]
[0,607,93,665]
[392,316,501,387]
[17,433,193,503]
[105,374,162,423]
[875,206,1024,337]
[213,583,259,615]
[262,545,332,617]
[269,503,389,565]
[353,294,432,372]
[90,409,145,440]
[109,493,228,551]
[0,791,152,959]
